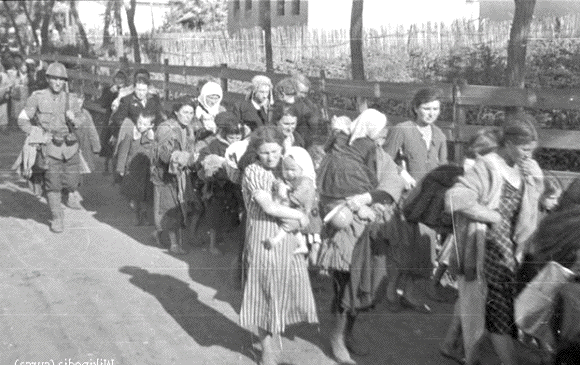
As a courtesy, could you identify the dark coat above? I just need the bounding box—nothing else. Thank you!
[111,92,164,127]
[232,99,271,132]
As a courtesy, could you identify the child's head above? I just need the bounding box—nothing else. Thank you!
[137,113,155,132]
[215,111,243,143]
[541,171,563,211]
[282,155,303,183]
[463,129,500,170]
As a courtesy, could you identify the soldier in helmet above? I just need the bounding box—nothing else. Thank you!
[18,62,89,233]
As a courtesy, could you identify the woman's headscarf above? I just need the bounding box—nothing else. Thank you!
[348,108,387,145]
[285,146,316,182]
[196,81,223,133]
[248,75,274,106]
[197,81,223,116]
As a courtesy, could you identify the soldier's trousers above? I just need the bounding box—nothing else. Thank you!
[44,153,81,193]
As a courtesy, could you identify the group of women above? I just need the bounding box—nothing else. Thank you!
[89,64,580,365]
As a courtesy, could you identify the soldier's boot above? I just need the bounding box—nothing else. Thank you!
[47,192,64,233]
[65,190,83,210]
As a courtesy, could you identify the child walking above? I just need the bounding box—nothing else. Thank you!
[116,112,156,225]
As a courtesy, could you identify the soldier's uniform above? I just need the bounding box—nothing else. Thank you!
[18,62,88,233]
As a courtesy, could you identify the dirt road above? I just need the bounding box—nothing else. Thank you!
[0,128,504,365]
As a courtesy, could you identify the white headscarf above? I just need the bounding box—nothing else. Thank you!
[348,108,387,145]
[285,146,316,182]
[196,81,223,133]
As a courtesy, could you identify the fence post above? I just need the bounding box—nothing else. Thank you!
[319,68,329,122]
[77,54,84,97]
[164,58,169,101]
[452,78,467,163]
[220,63,228,95]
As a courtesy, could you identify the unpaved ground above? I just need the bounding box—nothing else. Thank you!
[0,128,538,365]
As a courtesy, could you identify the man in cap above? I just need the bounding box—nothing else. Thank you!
[18,62,89,233]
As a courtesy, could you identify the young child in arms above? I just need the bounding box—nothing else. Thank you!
[265,153,321,255]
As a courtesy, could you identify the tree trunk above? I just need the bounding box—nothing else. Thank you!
[69,0,91,53]
[3,0,24,53]
[102,0,113,48]
[350,0,365,81]
[40,0,56,53]
[125,0,141,64]
[505,0,536,116]
[114,0,123,35]
[19,1,40,47]
[259,0,273,72]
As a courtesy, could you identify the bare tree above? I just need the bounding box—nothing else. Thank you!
[125,0,140,63]
[114,0,123,35]
[350,0,364,81]
[19,1,40,47]
[102,0,113,48]
[259,0,273,72]
[505,0,536,115]
[3,0,24,52]
[69,0,91,53]
[40,0,56,53]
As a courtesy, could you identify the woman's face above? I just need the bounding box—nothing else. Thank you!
[205,94,220,107]
[134,82,148,101]
[505,140,537,165]
[414,100,441,125]
[257,142,283,169]
[372,127,388,146]
[176,105,194,126]
[253,85,270,104]
[278,115,297,137]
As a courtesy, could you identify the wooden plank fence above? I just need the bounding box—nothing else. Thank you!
[34,54,580,160]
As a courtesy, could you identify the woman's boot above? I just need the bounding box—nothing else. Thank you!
[169,229,187,255]
[345,312,369,356]
[47,191,64,233]
[330,312,356,364]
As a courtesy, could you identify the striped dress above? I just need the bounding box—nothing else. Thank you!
[240,162,319,334]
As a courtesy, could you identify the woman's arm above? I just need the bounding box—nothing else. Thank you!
[254,191,306,221]
[383,125,404,159]
[445,162,501,224]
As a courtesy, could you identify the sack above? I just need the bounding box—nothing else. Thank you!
[515,261,575,348]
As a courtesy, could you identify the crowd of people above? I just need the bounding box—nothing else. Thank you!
[10,58,580,365]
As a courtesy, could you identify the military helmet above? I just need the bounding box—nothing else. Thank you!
[45,62,68,79]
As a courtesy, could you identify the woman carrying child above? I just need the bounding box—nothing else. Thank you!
[240,125,318,365]
[151,100,199,255]
[317,108,405,364]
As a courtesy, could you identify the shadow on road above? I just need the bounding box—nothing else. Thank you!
[0,182,50,226]
[119,265,258,362]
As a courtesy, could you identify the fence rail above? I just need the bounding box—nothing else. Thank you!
[33,54,580,156]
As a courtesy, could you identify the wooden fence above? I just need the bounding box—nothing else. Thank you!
[151,15,580,68]
[35,53,580,167]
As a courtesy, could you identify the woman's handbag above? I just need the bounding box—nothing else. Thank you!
[514,261,575,348]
